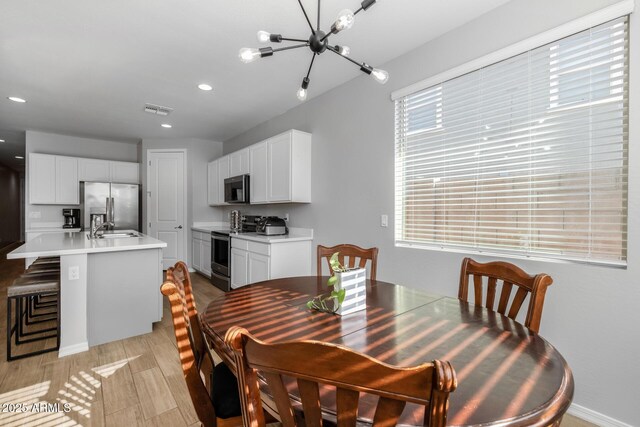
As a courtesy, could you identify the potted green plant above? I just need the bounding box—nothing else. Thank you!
[307,252,367,315]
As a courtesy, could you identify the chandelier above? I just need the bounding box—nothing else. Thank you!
[239,0,388,101]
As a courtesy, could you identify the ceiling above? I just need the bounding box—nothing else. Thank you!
[0,0,510,154]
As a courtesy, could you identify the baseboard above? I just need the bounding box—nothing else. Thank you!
[568,403,633,427]
[58,342,89,358]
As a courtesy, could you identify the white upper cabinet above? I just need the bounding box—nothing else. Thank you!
[110,161,139,184]
[207,160,219,206]
[55,156,79,204]
[267,133,293,202]
[207,156,230,206]
[218,155,230,205]
[30,154,79,205]
[29,153,57,204]
[229,148,249,176]
[249,142,268,204]
[208,129,311,206]
[78,158,111,182]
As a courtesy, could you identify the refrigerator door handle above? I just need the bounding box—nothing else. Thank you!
[110,197,115,225]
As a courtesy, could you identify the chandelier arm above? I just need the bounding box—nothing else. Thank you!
[317,0,321,31]
[272,43,310,54]
[281,37,309,43]
[297,0,316,35]
[327,45,364,67]
[306,53,317,79]
[320,31,332,43]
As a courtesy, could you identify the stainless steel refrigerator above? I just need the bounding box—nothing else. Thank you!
[80,182,140,231]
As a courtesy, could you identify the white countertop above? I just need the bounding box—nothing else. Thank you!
[7,230,167,259]
[231,228,313,244]
[26,228,81,233]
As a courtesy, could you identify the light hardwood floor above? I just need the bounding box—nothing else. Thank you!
[0,246,594,426]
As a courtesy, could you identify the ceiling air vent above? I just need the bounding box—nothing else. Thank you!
[144,103,173,116]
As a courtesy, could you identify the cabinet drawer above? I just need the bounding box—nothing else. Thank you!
[192,231,207,241]
[248,241,270,256]
[232,238,249,251]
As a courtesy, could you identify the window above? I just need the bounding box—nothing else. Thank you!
[394,17,628,265]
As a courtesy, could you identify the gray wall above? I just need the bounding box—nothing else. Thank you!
[224,0,638,424]
[140,138,224,264]
[25,130,139,229]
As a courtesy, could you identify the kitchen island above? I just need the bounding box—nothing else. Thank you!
[7,231,167,357]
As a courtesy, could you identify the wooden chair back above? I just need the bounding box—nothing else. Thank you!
[225,326,457,427]
[458,257,553,333]
[166,261,205,365]
[162,262,243,427]
[161,280,218,427]
[317,244,379,280]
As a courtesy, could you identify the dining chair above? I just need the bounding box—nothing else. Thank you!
[317,244,379,280]
[225,326,457,427]
[458,257,553,333]
[162,262,243,427]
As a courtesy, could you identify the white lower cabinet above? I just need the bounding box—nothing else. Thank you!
[191,230,211,276]
[230,237,311,289]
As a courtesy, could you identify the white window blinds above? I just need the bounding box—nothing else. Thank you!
[394,16,629,265]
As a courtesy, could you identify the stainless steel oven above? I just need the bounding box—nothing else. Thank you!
[211,231,231,291]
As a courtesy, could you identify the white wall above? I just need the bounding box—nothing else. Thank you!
[25,130,139,229]
[140,138,224,265]
[224,0,639,425]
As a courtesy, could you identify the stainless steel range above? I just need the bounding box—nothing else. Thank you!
[210,215,262,292]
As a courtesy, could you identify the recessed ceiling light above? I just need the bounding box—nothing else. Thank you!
[15,155,24,159]
[8,96,26,103]
[198,84,213,91]
[161,124,172,128]
[0,139,5,142]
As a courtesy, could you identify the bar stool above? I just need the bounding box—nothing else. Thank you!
[7,275,60,361]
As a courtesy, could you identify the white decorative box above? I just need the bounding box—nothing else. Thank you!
[335,267,367,315]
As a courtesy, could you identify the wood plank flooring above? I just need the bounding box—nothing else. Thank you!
[0,245,594,426]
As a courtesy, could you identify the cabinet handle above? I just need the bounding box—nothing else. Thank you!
[175,225,183,229]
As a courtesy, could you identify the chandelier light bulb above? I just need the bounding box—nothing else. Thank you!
[296,87,308,101]
[239,47,261,63]
[334,9,355,32]
[371,68,389,84]
[257,31,271,43]
[337,45,350,56]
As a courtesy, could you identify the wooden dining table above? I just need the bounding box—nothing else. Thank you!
[200,276,574,426]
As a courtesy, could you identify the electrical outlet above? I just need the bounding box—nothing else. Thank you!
[68,266,80,281]
[381,214,388,227]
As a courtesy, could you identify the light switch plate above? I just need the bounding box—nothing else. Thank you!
[68,266,80,281]
[381,214,388,227]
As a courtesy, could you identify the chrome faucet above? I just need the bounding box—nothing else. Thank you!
[90,215,114,239]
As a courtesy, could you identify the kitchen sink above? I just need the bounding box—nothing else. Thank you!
[88,232,140,240]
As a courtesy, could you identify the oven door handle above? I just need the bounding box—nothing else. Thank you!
[211,271,229,281]
[212,232,230,242]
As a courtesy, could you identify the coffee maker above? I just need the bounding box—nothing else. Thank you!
[62,208,80,229]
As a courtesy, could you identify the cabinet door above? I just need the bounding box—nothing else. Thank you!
[78,158,111,182]
[201,241,212,276]
[249,142,268,204]
[248,252,270,284]
[110,161,140,184]
[29,153,57,204]
[268,133,292,202]
[207,160,219,206]
[229,148,249,176]
[218,156,230,205]
[192,237,201,271]
[231,248,249,289]
[55,156,79,204]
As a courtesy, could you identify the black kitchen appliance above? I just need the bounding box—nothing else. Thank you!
[256,216,288,236]
[210,214,264,292]
[62,208,80,229]
[224,174,250,204]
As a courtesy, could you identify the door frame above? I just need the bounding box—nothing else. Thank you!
[146,148,188,268]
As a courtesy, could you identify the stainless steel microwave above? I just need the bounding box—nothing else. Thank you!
[224,174,250,204]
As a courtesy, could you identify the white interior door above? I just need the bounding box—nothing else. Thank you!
[148,150,186,269]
